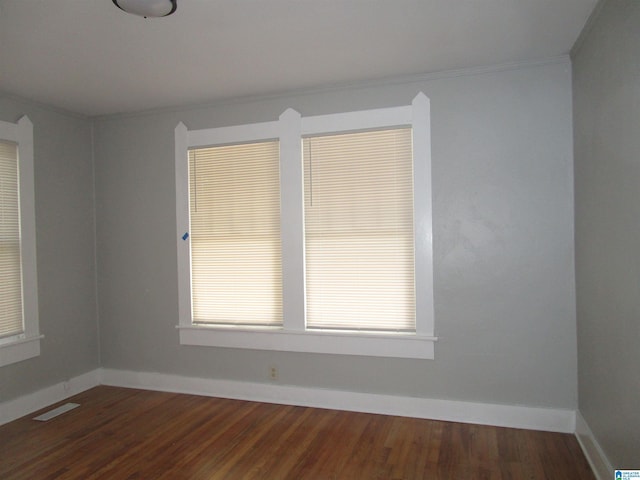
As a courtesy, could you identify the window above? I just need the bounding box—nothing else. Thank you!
[0,116,41,367]
[188,141,282,327]
[176,93,435,359]
[303,128,416,332]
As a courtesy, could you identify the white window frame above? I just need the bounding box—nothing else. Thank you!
[0,116,42,367]
[175,93,436,359]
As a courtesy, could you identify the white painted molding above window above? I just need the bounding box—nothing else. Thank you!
[175,93,436,359]
[0,116,42,368]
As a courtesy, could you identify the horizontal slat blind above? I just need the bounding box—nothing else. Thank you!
[0,140,24,339]
[303,128,416,332]
[188,141,283,326]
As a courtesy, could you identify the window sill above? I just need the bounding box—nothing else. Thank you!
[0,334,43,367]
[177,325,436,359]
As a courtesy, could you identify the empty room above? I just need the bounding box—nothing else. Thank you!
[0,0,638,478]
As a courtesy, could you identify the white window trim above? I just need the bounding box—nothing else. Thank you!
[175,93,436,359]
[0,116,42,367]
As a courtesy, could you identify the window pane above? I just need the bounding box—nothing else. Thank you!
[0,140,24,338]
[303,128,416,332]
[188,141,282,326]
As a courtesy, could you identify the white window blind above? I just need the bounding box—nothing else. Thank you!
[0,140,24,339]
[188,141,283,327]
[303,127,416,332]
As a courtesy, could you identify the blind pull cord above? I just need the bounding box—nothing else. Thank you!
[192,151,198,213]
[308,140,313,207]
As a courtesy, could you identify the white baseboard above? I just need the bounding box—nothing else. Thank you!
[0,367,576,434]
[0,369,100,426]
[575,411,613,480]
[100,368,576,433]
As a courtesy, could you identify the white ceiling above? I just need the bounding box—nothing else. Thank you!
[0,0,598,117]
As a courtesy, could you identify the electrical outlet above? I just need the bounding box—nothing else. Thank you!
[269,366,278,381]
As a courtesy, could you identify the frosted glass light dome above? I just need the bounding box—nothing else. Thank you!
[112,0,177,18]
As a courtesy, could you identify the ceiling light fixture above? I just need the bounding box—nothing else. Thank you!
[112,0,177,18]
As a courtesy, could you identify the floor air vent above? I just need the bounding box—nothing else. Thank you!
[33,403,80,421]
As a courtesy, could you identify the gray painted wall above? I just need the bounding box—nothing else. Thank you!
[0,95,99,402]
[94,60,577,409]
[573,0,640,467]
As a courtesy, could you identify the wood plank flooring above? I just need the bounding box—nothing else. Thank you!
[0,386,595,479]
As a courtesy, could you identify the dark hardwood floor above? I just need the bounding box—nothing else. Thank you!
[0,386,595,479]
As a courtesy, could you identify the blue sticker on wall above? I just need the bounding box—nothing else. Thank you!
[182,232,189,241]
